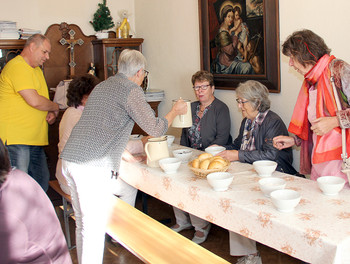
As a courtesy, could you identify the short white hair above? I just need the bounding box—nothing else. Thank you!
[117,49,147,77]
[236,80,270,112]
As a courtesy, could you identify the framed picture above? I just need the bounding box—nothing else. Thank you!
[199,0,280,92]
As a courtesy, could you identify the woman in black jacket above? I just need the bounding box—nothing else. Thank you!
[173,70,232,245]
[218,80,298,264]
[220,80,297,175]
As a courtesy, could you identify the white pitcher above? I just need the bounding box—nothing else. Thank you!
[172,99,192,128]
[144,136,169,167]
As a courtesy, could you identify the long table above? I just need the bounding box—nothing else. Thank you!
[119,144,350,264]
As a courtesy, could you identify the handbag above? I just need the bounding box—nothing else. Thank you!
[330,70,350,182]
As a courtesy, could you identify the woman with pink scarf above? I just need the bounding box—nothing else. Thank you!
[274,29,350,183]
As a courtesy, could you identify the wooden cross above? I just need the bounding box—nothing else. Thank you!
[59,29,84,78]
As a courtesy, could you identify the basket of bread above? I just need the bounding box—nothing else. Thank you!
[188,153,230,179]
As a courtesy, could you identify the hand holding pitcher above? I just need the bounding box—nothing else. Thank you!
[171,99,192,128]
[172,98,188,116]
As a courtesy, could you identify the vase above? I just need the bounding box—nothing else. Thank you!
[95,31,109,39]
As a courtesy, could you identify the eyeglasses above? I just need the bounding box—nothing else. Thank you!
[143,70,149,77]
[193,84,210,91]
[236,98,249,105]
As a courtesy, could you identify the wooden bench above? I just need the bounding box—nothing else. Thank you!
[107,196,230,264]
[49,180,75,249]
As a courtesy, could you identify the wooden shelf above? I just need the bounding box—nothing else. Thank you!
[0,39,26,49]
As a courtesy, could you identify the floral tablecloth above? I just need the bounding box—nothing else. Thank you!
[119,145,350,264]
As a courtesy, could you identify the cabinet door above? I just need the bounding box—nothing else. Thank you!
[0,39,26,72]
[105,46,141,78]
[92,38,144,81]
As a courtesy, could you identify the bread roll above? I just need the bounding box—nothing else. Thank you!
[198,153,213,161]
[192,158,200,168]
[208,160,225,169]
[199,158,211,170]
[211,156,226,165]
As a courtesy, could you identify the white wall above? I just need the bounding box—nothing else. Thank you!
[0,0,135,36]
[3,0,350,171]
[135,0,350,171]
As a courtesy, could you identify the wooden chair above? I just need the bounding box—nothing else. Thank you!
[107,196,230,264]
[49,180,75,249]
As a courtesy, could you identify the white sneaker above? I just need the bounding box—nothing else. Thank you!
[236,254,262,264]
[170,223,192,233]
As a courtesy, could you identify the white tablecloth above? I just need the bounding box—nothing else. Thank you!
[119,145,350,264]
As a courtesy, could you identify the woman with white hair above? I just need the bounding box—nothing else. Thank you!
[61,49,187,264]
[218,80,298,264]
[219,80,297,174]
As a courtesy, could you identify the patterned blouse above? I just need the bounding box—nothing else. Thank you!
[188,104,212,149]
[61,73,168,172]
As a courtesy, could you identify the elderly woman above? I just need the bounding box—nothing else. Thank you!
[60,49,187,264]
[180,70,232,150]
[218,80,297,264]
[219,80,297,174]
[274,29,350,183]
[172,70,232,245]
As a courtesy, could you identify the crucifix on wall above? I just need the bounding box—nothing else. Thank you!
[59,29,84,78]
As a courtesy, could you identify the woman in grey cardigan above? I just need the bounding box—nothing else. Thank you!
[61,49,187,264]
[173,70,232,244]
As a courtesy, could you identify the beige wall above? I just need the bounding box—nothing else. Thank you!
[0,0,135,36]
[2,0,350,171]
[135,0,350,171]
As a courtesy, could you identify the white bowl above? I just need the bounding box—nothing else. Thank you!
[207,172,234,192]
[172,148,193,163]
[205,146,226,156]
[270,189,301,213]
[317,176,346,196]
[253,160,278,177]
[165,135,175,146]
[259,177,286,197]
[158,157,181,174]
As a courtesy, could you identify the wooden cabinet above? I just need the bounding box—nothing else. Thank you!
[0,39,25,72]
[92,38,144,81]
[132,101,161,135]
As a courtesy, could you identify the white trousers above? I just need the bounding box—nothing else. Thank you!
[62,160,137,264]
[229,231,257,256]
[173,207,208,231]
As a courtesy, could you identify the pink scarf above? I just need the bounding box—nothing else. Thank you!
[288,54,350,166]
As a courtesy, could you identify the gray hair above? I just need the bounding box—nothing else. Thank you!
[117,49,147,77]
[236,80,270,112]
[24,34,49,48]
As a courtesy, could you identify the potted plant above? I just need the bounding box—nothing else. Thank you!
[90,0,115,39]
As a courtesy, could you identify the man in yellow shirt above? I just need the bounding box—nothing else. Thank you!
[0,34,59,191]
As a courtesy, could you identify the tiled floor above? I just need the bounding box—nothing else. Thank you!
[56,193,305,264]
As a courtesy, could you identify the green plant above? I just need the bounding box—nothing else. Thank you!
[90,0,115,32]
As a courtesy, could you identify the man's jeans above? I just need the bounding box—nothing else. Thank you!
[6,144,50,192]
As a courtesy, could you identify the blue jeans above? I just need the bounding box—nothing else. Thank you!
[6,144,50,192]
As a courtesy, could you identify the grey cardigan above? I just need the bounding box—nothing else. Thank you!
[61,73,168,172]
[180,98,232,150]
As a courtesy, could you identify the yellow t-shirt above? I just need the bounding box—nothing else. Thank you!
[0,55,49,145]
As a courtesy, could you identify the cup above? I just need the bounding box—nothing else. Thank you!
[172,99,192,128]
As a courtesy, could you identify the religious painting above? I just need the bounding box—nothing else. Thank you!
[199,0,280,92]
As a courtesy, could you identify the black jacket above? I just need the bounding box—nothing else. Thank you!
[180,98,232,150]
[226,110,297,175]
